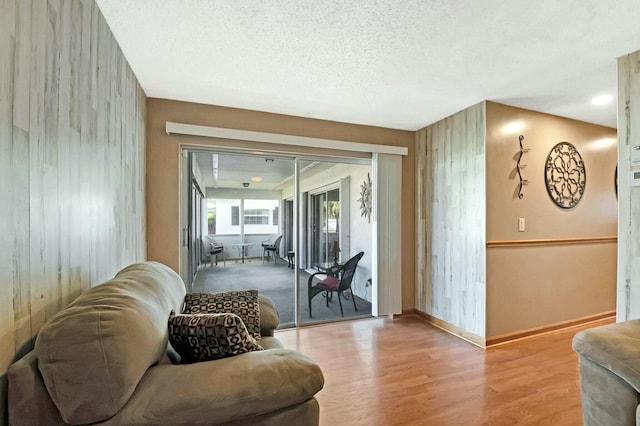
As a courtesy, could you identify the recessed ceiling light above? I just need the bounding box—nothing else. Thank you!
[591,94,613,106]
[251,177,262,182]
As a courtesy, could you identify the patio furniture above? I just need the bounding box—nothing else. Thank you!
[232,243,253,263]
[308,251,364,317]
[202,235,225,267]
[313,261,343,277]
[287,251,295,269]
[262,235,283,264]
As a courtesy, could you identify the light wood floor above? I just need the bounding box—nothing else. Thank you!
[275,315,613,426]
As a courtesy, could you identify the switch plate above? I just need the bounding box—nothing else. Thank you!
[518,217,525,232]
[630,170,640,186]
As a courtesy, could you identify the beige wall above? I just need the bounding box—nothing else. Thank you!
[0,0,146,422]
[485,102,617,337]
[486,102,617,240]
[146,98,416,310]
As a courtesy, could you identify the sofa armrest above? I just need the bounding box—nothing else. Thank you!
[576,357,639,426]
[573,319,640,392]
[259,294,279,336]
[107,348,324,425]
[7,351,67,426]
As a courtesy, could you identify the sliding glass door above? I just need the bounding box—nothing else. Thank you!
[182,148,375,328]
[310,187,340,267]
[185,151,297,326]
[298,159,373,325]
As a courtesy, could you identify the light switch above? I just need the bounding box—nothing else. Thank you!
[518,217,525,232]
[630,170,640,186]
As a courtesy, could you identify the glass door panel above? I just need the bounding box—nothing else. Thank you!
[310,188,340,266]
[326,188,340,265]
[185,150,374,329]
[310,191,327,266]
[190,151,296,328]
[297,158,373,325]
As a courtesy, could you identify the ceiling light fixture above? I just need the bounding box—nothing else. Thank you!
[251,177,262,182]
[591,94,613,106]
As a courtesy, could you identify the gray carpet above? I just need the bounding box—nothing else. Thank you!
[192,257,372,328]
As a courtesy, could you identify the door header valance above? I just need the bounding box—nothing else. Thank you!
[166,122,408,156]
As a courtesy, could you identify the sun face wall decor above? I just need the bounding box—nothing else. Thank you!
[544,141,586,209]
[357,173,372,223]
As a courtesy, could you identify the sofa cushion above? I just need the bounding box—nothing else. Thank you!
[105,349,324,425]
[34,262,186,425]
[168,312,263,363]
[258,295,280,335]
[260,336,284,350]
[184,290,261,341]
[317,276,341,291]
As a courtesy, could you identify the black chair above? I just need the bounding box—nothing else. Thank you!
[262,235,283,264]
[202,235,225,267]
[308,251,364,317]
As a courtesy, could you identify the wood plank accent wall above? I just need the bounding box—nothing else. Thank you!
[618,50,640,321]
[415,102,487,338]
[0,0,146,418]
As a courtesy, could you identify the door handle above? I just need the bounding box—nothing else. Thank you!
[182,228,189,247]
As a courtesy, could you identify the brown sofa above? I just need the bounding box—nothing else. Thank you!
[7,261,324,425]
[573,320,640,426]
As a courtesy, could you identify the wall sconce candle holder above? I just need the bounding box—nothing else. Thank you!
[516,134,530,199]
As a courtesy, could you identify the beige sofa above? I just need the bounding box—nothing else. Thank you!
[573,320,640,426]
[7,261,324,425]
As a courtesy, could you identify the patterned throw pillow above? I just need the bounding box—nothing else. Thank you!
[184,290,261,341]
[168,311,263,363]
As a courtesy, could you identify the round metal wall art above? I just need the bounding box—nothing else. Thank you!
[357,173,372,223]
[544,141,586,209]
[615,164,618,199]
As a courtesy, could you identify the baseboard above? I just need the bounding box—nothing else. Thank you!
[402,309,486,348]
[400,309,616,349]
[485,310,616,347]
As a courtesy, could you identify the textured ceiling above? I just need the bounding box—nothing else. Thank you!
[96,0,640,131]
[193,152,342,190]
[194,153,295,190]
